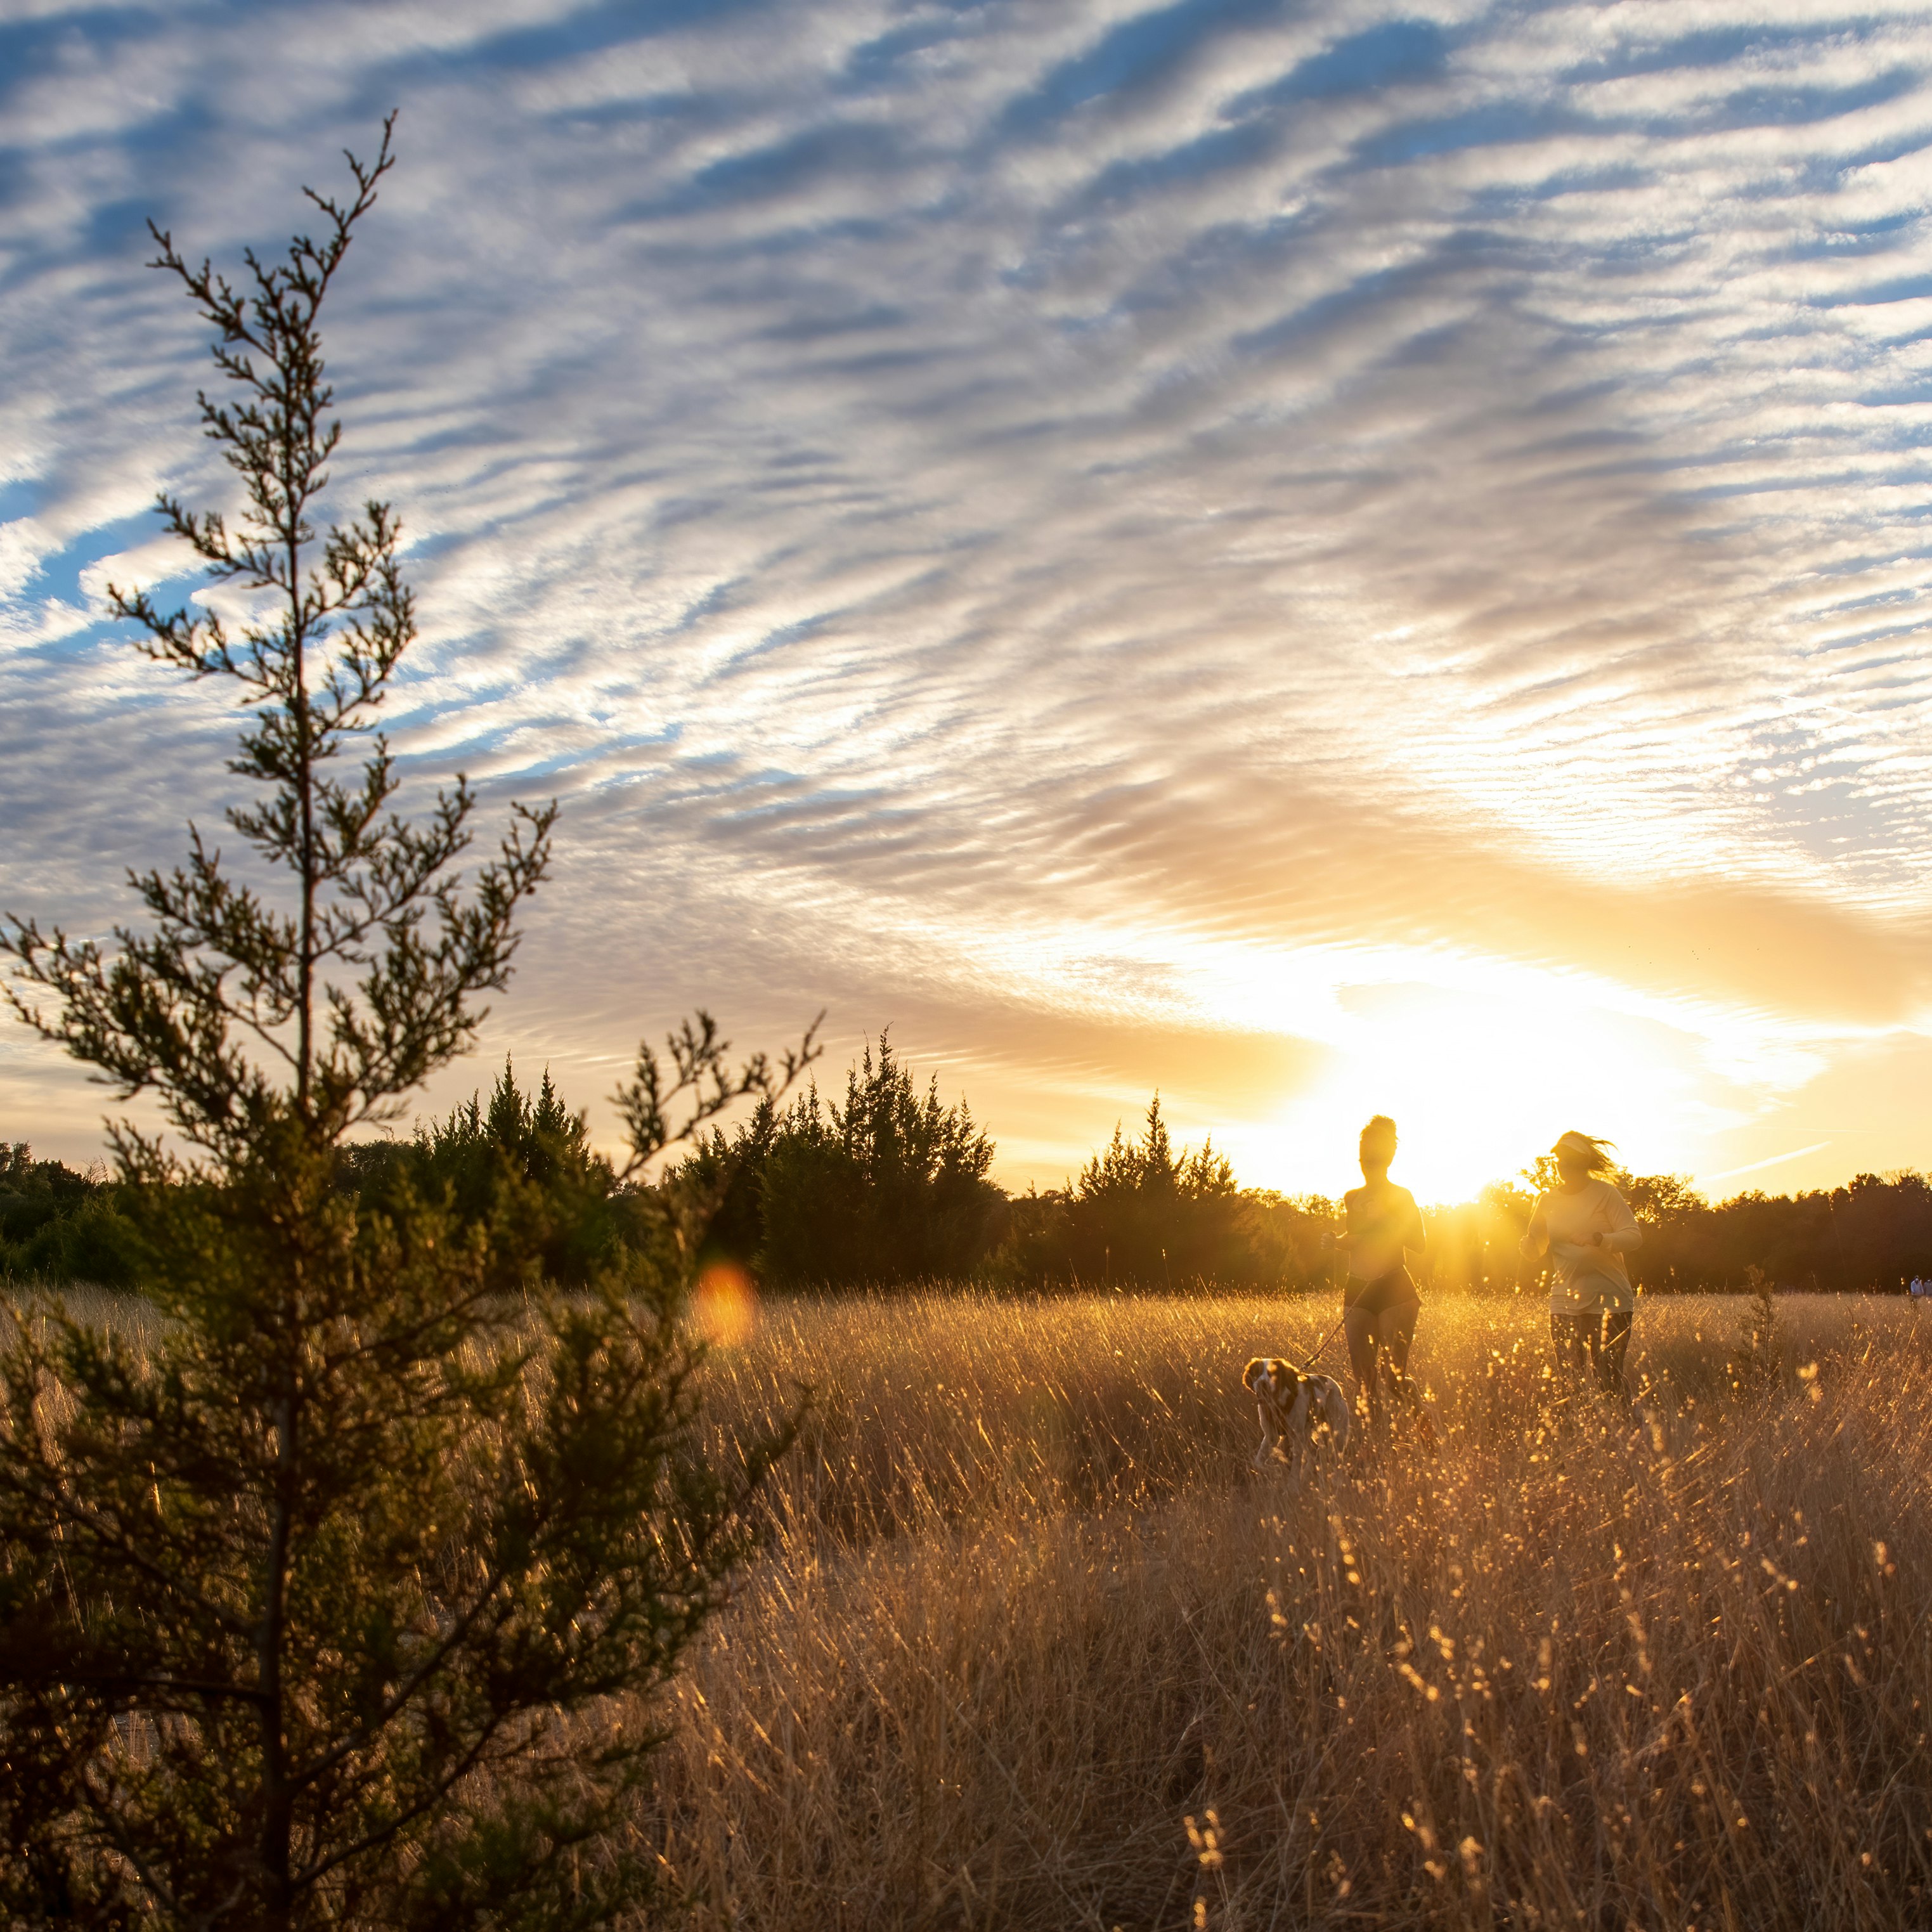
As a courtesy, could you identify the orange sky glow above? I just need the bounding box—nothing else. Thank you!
[5,3,1931,1204]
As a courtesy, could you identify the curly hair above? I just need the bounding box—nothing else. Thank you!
[1359,1114,1398,1165]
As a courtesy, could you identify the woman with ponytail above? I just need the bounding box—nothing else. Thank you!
[1331,1115,1430,1435]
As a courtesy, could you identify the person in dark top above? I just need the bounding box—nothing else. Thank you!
[1331,1114,1430,1435]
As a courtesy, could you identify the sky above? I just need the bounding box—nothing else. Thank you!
[4,0,1932,1204]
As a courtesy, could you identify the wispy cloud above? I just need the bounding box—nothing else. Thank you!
[4,0,1932,1194]
[1701,1140,1835,1185]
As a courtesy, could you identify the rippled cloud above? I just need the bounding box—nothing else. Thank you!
[4,0,1932,1197]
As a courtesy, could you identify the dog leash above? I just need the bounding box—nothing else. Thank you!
[1302,1235,1350,1366]
[1306,1304,1348,1368]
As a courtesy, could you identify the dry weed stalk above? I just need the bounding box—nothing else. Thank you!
[636,1290,1931,1931]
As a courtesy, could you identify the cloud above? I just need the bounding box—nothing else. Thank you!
[4,0,1932,1193]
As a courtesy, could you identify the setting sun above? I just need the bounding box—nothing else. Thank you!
[1218,975,1701,1202]
[7,9,1932,1926]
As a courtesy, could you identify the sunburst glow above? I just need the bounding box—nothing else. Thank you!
[6,0,1931,1200]
[1224,982,1704,1203]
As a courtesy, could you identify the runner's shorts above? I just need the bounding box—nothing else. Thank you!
[1344,1266,1420,1321]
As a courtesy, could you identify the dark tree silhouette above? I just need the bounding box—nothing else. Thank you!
[678,1034,1002,1287]
[0,120,811,1930]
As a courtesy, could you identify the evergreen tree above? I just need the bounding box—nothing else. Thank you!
[694,1034,1002,1287]
[1063,1096,1246,1287]
[354,1059,646,1288]
[0,121,810,1929]
[671,1094,779,1278]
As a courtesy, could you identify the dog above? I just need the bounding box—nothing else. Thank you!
[1242,1357,1351,1487]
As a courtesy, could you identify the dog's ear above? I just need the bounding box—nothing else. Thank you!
[1242,1358,1266,1390]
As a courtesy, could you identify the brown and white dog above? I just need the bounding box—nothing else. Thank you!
[1242,1357,1351,1486]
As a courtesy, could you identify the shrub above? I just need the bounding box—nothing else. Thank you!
[1020,1096,1258,1288]
[342,1059,652,1289]
[0,1145,142,1287]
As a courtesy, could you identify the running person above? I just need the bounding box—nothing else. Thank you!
[1332,1115,1429,1434]
[1520,1131,1642,1396]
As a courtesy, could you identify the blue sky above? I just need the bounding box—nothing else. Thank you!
[4,0,1932,1199]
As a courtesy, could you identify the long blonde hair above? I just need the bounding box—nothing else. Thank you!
[1552,1131,1614,1176]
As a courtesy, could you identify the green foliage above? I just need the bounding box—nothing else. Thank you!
[1008,1096,1264,1288]
[1618,1169,1708,1224]
[0,1145,143,1287]
[6,134,553,1164]
[1237,1189,1345,1288]
[1067,1095,1240,1286]
[1604,1170,1932,1293]
[678,1034,1002,1287]
[0,124,810,1931]
[674,1095,777,1278]
[345,1060,654,1288]
[0,1176,777,1929]
[1423,1182,1540,1297]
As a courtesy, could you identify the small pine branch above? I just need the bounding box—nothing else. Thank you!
[614,1008,823,1183]
[4,111,557,1157]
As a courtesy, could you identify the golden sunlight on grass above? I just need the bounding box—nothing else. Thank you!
[645,1290,1932,1929]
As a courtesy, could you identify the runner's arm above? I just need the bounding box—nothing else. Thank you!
[1519,1198,1548,1260]
[1598,1189,1642,1253]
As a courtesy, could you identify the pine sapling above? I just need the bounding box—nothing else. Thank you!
[0,118,813,1931]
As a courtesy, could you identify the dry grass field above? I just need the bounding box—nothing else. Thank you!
[639,1288,1932,1931]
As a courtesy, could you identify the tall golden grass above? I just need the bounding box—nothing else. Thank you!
[641,1288,1932,1930]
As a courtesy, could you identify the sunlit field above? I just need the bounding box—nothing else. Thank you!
[643,1290,1932,1931]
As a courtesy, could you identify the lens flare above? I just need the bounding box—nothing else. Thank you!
[1213,975,1713,1201]
[692,1262,758,1349]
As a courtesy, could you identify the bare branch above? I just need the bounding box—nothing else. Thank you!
[614,1010,822,1181]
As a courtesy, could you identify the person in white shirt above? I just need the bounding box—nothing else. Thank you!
[1519,1131,1642,1395]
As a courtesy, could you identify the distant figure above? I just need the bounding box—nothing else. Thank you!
[1912,1276,1927,1300]
[1521,1131,1642,1396]
[1332,1115,1429,1434]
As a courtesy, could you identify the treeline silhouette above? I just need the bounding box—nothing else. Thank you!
[10,1044,1932,1293]
[673,1037,1006,1287]
[0,1143,142,1287]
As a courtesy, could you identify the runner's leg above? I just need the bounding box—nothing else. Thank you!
[1378,1300,1433,1444]
[1550,1313,1590,1392]
[1580,1312,1605,1382]
[1597,1310,1633,1394]
[1345,1298,1383,1427]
